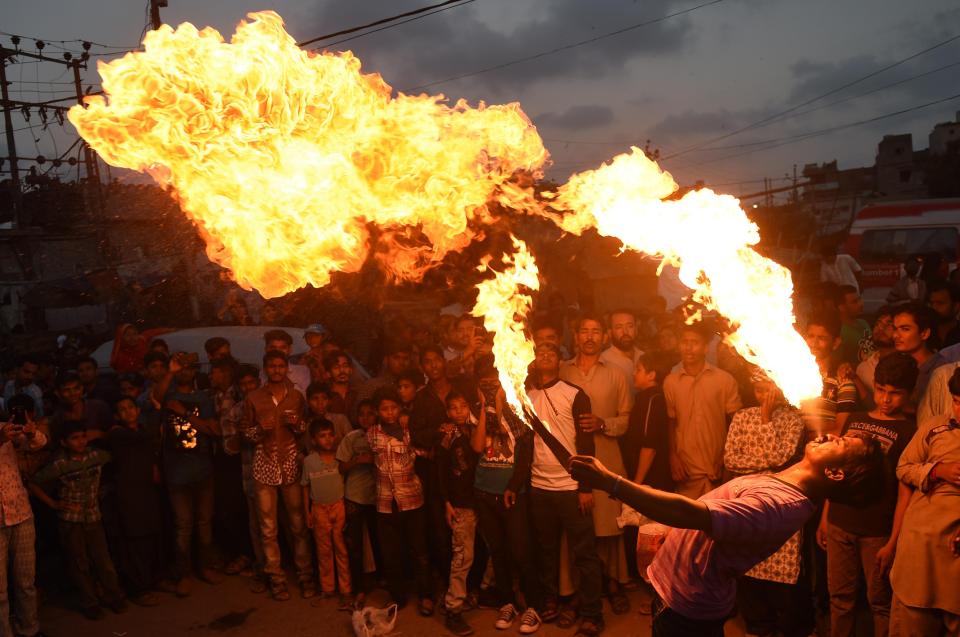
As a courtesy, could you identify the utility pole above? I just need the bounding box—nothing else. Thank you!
[150,0,168,30]
[71,58,97,183]
[0,52,22,227]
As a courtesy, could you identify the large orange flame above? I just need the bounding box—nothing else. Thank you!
[472,237,539,416]
[69,11,823,405]
[550,148,822,405]
[68,11,547,297]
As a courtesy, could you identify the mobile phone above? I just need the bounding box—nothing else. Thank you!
[10,406,27,426]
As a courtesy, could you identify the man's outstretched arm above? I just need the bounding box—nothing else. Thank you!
[570,455,712,532]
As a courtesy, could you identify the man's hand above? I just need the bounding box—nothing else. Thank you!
[569,455,615,492]
[21,418,37,440]
[578,413,605,433]
[934,462,960,486]
[503,489,516,509]
[816,518,829,551]
[669,451,688,483]
[439,423,457,436]
[55,500,81,514]
[578,492,594,515]
[760,388,779,424]
[0,423,19,444]
[836,362,855,382]
[445,502,458,529]
[166,399,187,416]
[875,542,896,577]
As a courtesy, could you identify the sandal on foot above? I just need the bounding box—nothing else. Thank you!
[574,618,605,636]
[418,597,435,617]
[609,592,630,615]
[557,605,578,629]
[540,600,560,624]
[269,581,290,601]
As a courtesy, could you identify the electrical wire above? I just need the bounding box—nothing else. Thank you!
[299,0,474,48]
[662,32,960,160]
[0,29,138,50]
[404,0,726,93]
[667,91,960,171]
[541,59,960,149]
[317,0,478,50]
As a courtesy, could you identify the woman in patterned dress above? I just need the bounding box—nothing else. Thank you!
[723,369,813,637]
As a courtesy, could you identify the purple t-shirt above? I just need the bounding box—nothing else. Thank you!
[647,475,816,620]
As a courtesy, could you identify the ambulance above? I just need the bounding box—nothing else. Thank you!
[843,198,960,311]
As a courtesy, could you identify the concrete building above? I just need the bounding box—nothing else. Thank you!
[928,111,960,156]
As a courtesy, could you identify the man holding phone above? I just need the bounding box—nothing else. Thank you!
[0,394,48,637]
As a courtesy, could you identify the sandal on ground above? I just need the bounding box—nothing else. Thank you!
[574,618,605,637]
[223,555,251,575]
[269,581,290,601]
[540,600,560,623]
[418,597,435,617]
[557,605,578,629]
[609,592,630,615]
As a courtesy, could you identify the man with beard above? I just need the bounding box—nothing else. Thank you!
[927,280,960,349]
[560,315,634,616]
[357,341,412,405]
[599,309,643,395]
[324,350,358,424]
[856,307,896,397]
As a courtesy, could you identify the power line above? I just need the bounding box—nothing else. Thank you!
[662,32,960,160]
[0,30,138,51]
[298,0,474,48]
[667,91,960,171]
[542,58,960,149]
[405,0,726,93]
[316,0,477,50]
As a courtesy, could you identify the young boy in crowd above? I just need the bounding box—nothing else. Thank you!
[620,351,673,597]
[305,382,352,446]
[336,399,378,603]
[302,419,351,607]
[396,369,422,413]
[818,352,919,637]
[804,312,858,437]
[437,392,479,636]
[105,397,163,607]
[470,357,539,634]
[30,422,126,620]
[366,387,434,615]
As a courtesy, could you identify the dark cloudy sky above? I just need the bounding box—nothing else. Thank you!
[6,0,960,198]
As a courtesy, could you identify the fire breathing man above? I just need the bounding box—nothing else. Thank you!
[569,434,885,637]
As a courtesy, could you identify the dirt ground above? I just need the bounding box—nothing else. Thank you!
[38,573,753,637]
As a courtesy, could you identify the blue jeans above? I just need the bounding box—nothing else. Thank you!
[167,474,214,579]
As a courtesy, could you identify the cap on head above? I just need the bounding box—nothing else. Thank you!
[305,323,328,335]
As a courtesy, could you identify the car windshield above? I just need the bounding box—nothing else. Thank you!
[859,227,958,261]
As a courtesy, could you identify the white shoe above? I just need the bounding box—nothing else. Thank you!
[495,603,518,630]
[518,608,541,634]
